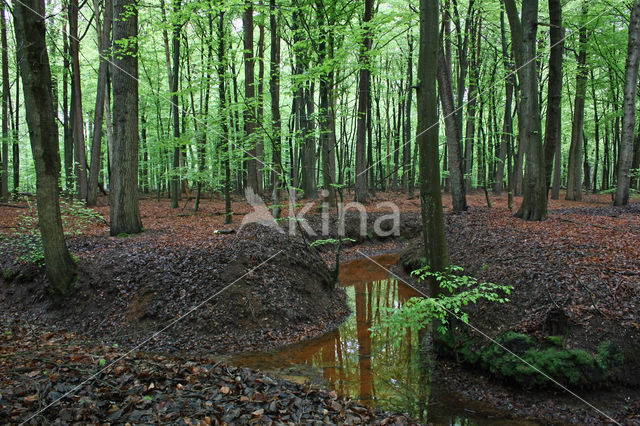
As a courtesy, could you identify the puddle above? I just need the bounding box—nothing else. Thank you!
[227,254,538,425]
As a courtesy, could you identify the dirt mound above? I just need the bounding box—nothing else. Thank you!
[0,223,349,354]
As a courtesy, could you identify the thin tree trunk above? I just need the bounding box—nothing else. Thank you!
[438,43,467,212]
[87,0,112,206]
[69,0,88,200]
[0,1,8,202]
[615,0,640,206]
[270,0,282,217]
[566,2,588,201]
[170,0,181,208]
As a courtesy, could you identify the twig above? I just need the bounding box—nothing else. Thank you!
[573,273,606,316]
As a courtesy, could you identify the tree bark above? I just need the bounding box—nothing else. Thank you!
[87,0,112,206]
[566,2,588,201]
[110,0,142,235]
[437,44,467,212]
[1,1,8,202]
[69,0,88,200]
[543,0,564,194]
[270,0,283,217]
[170,0,181,208]
[615,0,640,206]
[14,0,77,295]
[418,0,449,276]
[218,10,232,224]
[494,1,514,195]
[505,0,548,220]
[244,0,259,194]
[354,0,373,203]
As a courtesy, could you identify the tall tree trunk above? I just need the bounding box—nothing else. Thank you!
[438,44,467,212]
[218,10,232,224]
[615,0,640,206]
[418,0,449,276]
[62,21,73,193]
[494,0,514,195]
[270,0,283,217]
[12,46,19,192]
[256,14,265,196]
[543,0,564,194]
[170,0,181,208]
[244,0,259,194]
[87,0,112,206]
[505,0,547,220]
[110,0,143,235]
[566,2,588,201]
[402,31,413,193]
[69,0,88,200]
[316,0,336,206]
[354,0,373,203]
[14,0,77,295]
[464,18,481,193]
[591,70,600,192]
[0,1,8,202]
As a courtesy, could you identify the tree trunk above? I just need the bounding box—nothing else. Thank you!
[615,0,640,206]
[543,0,564,194]
[0,1,8,202]
[170,0,181,208]
[12,45,19,193]
[494,2,513,195]
[110,0,143,235]
[354,0,373,203]
[418,0,449,276]
[566,3,588,201]
[270,0,283,217]
[591,69,600,192]
[87,0,112,206]
[69,0,88,200]
[505,0,547,221]
[244,0,259,194]
[437,44,467,212]
[218,10,232,224]
[14,0,77,295]
[402,31,413,192]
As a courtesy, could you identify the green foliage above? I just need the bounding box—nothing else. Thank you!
[375,265,513,340]
[597,340,624,371]
[309,238,356,247]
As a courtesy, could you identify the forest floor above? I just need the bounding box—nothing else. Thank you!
[0,190,639,424]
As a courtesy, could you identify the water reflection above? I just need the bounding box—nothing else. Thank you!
[227,254,535,425]
[229,254,432,419]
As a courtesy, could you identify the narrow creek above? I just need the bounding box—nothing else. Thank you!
[227,254,537,425]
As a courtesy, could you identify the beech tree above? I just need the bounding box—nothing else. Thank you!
[417,0,448,275]
[505,0,547,221]
[110,0,143,235]
[14,0,77,295]
[615,0,640,206]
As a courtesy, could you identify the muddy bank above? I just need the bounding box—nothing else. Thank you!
[0,223,349,355]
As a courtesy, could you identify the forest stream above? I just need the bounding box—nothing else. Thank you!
[226,254,539,425]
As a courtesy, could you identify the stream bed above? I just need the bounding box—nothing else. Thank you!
[227,254,538,425]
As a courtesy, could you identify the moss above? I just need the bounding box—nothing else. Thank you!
[441,330,607,389]
[3,268,16,281]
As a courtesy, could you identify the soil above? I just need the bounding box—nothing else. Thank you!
[1,191,640,424]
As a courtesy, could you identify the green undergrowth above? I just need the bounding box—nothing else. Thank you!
[438,330,625,389]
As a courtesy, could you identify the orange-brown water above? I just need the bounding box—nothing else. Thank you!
[227,254,536,425]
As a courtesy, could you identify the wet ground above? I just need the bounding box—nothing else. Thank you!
[226,254,539,425]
